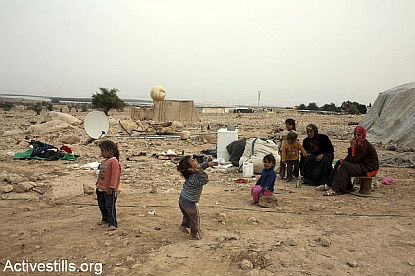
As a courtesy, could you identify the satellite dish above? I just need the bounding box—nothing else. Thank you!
[84,111,109,139]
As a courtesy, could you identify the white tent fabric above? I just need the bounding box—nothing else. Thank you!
[360,82,415,151]
[44,111,82,125]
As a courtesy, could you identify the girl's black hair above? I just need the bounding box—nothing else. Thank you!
[98,140,120,161]
[285,118,296,131]
[177,155,193,179]
[263,154,276,166]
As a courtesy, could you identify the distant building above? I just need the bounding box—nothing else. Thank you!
[196,107,232,113]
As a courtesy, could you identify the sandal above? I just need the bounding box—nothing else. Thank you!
[323,189,338,196]
[315,184,329,191]
[178,226,189,234]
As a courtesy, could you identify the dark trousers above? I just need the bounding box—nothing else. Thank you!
[327,161,366,194]
[286,159,300,180]
[278,160,286,179]
[179,197,201,239]
[301,154,333,185]
[96,189,118,227]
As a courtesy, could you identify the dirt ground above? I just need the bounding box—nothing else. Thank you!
[0,107,414,276]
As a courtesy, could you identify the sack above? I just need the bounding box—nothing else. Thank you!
[239,137,280,174]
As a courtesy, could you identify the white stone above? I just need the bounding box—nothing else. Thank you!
[240,259,253,270]
[1,184,14,193]
[15,182,34,193]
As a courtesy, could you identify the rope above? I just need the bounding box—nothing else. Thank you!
[52,201,413,218]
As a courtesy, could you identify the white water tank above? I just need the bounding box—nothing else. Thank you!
[217,128,238,161]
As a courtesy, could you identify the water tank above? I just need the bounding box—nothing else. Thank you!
[217,128,238,161]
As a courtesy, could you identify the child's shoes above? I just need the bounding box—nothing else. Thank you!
[107,225,117,231]
[179,226,189,234]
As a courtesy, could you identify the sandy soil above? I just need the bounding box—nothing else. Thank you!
[0,108,414,276]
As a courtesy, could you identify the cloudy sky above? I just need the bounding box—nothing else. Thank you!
[1,0,414,107]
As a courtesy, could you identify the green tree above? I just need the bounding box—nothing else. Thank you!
[321,103,340,112]
[46,103,54,111]
[296,104,307,110]
[0,102,14,112]
[80,103,89,112]
[357,104,367,114]
[307,102,319,110]
[341,101,366,114]
[92,87,126,116]
[30,102,43,115]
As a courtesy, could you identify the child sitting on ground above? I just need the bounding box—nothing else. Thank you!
[250,154,277,205]
[281,131,308,182]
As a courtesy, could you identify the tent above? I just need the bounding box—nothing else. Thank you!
[360,82,415,151]
[131,100,201,122]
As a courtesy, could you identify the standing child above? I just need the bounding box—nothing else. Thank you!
[277,118,297,180]
[251,154,277,205]
[281,131,308,182]
[96,140,121,231]
[177,156,217,240]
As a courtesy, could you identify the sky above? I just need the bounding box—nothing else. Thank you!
[1,0,414,107]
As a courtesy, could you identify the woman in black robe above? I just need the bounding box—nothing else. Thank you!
[300,124,334,185]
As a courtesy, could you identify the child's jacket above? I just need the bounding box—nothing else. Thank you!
[180,162,209,203]
[282,141,307,162]
[96,157,121,191]
[256,167,276,193]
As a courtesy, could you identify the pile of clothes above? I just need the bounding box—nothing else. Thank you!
[13,140,78,161]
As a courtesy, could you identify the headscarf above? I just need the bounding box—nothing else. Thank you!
[354,126,366,147]
[306,124,319,153]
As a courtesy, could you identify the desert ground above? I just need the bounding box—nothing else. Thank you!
[0,106,414,276]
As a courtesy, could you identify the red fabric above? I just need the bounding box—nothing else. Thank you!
[367,169,378,177]
[354,126,366,147]
[60,145,72,153]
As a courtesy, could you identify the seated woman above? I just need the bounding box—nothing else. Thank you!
[300,124,334,185]
[322,126,379,196]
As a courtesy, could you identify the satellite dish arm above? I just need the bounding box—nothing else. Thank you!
[98,131,106,139]
[118,120,132,136]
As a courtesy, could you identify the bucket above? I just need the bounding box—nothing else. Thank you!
[217,128,238,161]
[243,162,253,177]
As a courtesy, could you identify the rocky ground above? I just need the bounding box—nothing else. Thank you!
[0,107,414,276]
